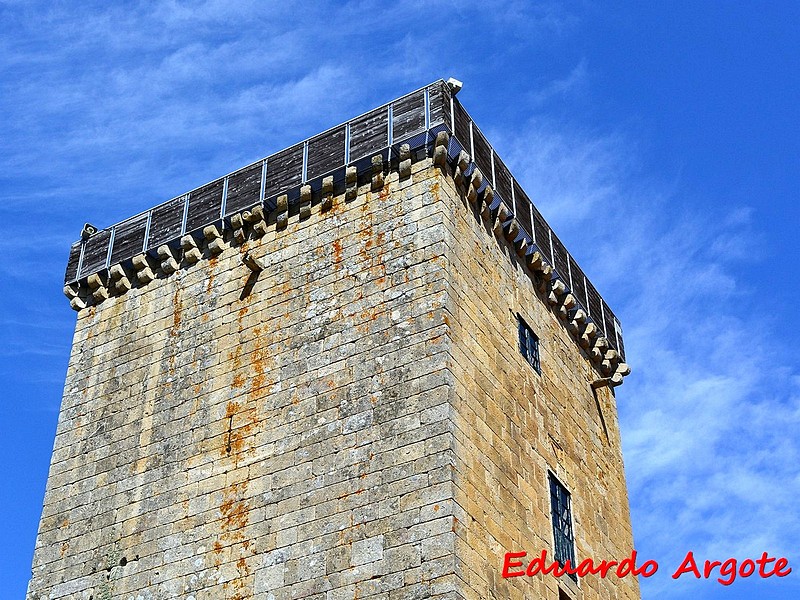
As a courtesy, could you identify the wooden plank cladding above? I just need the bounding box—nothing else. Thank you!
[392,90,426,140]
[64,242,82,284]
[550,231,570,281]
[264,144,304,199]
[603,302,622,358]
[307,125,346,181]
[78,228,112,278]
[586,282,605,336]
[147,196,185,250]
[109,213,148,266]
[531,205,552,262]
[568,256,588,318]
[512,180,533,242]
[452,100,471,157]
[226,162,262,215]
[349,105,388,162]
[429,81,450,130]
[493,153,514,213]
[186,180,224,233]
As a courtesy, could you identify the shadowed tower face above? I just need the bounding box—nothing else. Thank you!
[29,81,638,600]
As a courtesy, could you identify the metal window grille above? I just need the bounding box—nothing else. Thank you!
[517,316,540,374]
[549,473,577,580]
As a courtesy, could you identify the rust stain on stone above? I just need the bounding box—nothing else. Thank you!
[220,481,249,532]
[170,287,182,336]
[217,479,252,599]
[333,239,343,265]
[206,256,218,294]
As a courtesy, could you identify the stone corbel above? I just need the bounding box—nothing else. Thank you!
[230,213,246,244]
[181,235,202,264]
[578,321,599,349]
[132,254,156,284]
[492,202,511,236]
[502,218,520,244]
[203,225,225,255]
[589,336,609,364]
[613,362,631,384]
[534,264,554,294]
[480,186,494,221]
[157,245,179,275]
[526,250,544,272]
[244,205,267,237]
[321,176,334,212]
[555,293,577,321]
[454,151,470,189]
[108,264,132,295]
[275,195,289,231]
[467,168,483,204]
[63,284,87,311]
[371,155,384,191]
[514,236,528,258]
[548,279,567,305]
[600,349,620,376]
[399,144,412,179]
[433,131,449,169]
[86,272,109,303]
[345,166,358,202]
[299,185,312,220]
[567,308,587,336]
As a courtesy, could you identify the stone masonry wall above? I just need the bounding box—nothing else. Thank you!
[30,153,639,600]
[29,159,460,600]
[437,168,640,599]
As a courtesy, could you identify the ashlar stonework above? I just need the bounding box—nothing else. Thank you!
[30,148,638,599]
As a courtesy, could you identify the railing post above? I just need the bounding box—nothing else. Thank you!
[142,209,153,252]
[302,141,309,183]
[105,226,116,270]
[259,159,267,203]
[344,123,351,165]
[387,103,394,146]
[180,193,190,236]
[76,240,86,280]
[220,176,229,218]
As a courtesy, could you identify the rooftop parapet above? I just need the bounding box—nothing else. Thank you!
[62,79,626,367]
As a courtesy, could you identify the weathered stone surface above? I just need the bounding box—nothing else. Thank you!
[439,167,639,600]
[29,158,637,600]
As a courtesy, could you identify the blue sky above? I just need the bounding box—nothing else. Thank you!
[2,1,798,598]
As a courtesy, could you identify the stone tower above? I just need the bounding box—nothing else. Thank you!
[30,80,637,600]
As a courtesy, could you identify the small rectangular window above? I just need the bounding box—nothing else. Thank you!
[549,472,576,580]
[517,315,540,374]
